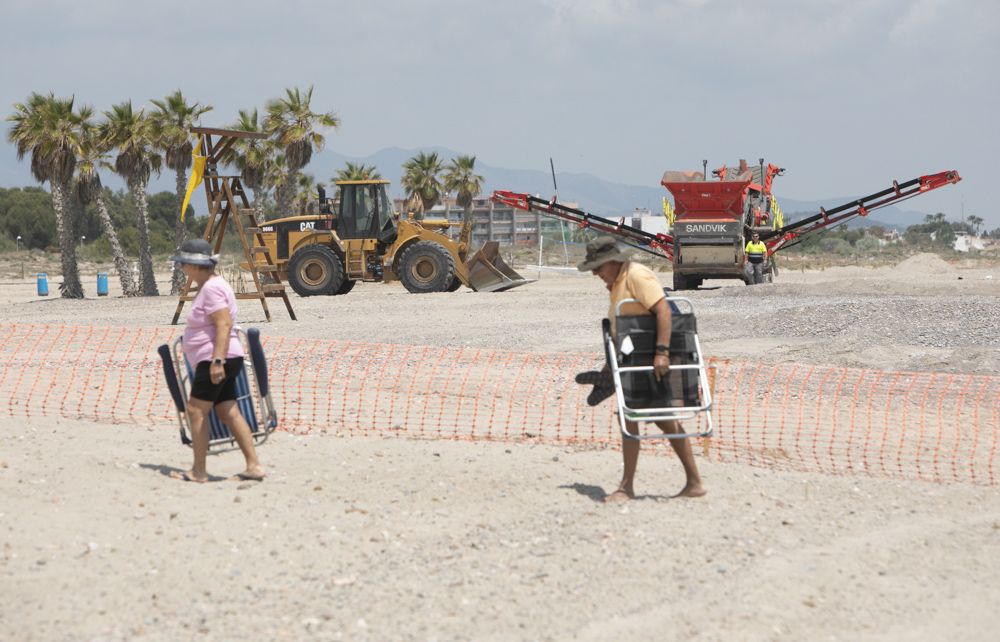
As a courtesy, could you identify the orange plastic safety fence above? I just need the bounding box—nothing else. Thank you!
[708,360,999,485]
[0,324,996,486]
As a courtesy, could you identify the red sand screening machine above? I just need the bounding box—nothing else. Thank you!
[493,162,961,289]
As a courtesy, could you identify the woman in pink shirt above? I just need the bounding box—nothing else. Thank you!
[170,239,265,483]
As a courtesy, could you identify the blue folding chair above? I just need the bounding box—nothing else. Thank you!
[158,327,277,452]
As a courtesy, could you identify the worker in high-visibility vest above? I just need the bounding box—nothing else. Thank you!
[744,232,767,285]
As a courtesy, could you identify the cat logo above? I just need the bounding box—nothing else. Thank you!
[299,221,315,232]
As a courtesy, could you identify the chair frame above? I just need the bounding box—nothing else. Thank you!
[604,296,714,440]
[158,327,277,453]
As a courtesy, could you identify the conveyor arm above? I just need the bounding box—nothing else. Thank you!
[762,170,961,253]
[491,191,674,261]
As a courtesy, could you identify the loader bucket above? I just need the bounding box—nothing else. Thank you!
[464,241,532,292]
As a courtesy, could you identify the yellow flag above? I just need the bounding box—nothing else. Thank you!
[770,195,784,229]
[662,197,675,226]
[180,135,206,222]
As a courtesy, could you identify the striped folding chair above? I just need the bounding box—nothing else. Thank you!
[157,327,277,452]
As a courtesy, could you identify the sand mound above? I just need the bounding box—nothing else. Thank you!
[890,252,956,275]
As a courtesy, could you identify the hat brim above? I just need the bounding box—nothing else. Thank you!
[170,251,217,266]
[577,249,630,272]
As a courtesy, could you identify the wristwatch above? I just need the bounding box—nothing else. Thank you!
[212,358,226,366]
[654,344,669,354]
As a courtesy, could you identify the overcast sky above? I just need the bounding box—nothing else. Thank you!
[2,0,998,227]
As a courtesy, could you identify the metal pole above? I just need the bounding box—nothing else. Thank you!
[702,159,708,180]
[488,200,494,242]
[537,219,543,279]
[759,158,768,223]
[560,219,569,265]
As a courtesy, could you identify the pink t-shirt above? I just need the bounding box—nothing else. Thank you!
[182,275,243,366]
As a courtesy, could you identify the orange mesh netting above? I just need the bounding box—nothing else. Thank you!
[1,324,996,485]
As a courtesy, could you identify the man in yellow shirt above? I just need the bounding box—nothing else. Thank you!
[578,236,706,502]
[745,231,767,284]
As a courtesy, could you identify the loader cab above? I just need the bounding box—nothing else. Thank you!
[334,180,398,245]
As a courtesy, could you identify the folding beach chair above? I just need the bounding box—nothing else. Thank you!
[603,294,714,440]
[157,327,277,452]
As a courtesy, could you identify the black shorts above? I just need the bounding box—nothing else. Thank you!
[620,356,682,409]
[190,358,245,404]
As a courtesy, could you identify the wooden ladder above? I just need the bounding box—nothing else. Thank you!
[171,133,297,324]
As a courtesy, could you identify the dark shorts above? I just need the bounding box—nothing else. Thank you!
[190,358,245,404]
[621,356,682,409]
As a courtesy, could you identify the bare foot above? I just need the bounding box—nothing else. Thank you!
[674,484,707,498]
[603,488,634,503]
[229,466,265,482]
[170,470,208,483]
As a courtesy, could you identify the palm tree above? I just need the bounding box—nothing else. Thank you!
[150,90,212,293]
[226,108,278,221]
[102,101,162,296]
[442,155,484,242]
[294,173,319,214]
[967,215,984,236]
[334,162,382,182]
[401,151,444,219]
[263,153,290,216]
[74,108,138,296]
[6,92,85,297]
[263,86,339,215]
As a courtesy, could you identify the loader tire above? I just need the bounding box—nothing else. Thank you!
[445,276,463,292]
[672,271,688,291]
[334,279,357,295]
[287,245,344,296]
[398,241,455,294]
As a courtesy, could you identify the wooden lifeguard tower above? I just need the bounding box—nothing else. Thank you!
[171,127,296,324]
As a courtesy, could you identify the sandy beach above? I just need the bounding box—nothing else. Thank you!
[1,253,999,641]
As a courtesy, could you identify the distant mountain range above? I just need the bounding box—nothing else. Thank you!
[317,147,929,231]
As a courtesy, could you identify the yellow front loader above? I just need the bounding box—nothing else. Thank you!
[250,180,530,295]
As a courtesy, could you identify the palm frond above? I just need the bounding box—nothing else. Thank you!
[6,92,82,184]
[149,90,212,172]
[102,101,161,185]
[443,154,484,209]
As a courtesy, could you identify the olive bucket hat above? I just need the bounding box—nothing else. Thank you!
[577,235,631,272]
[170,238,219,267]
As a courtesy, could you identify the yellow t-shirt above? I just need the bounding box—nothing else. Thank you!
[608,261,665,336]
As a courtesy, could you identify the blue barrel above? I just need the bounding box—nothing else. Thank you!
[37,273,49,296]
[97,272,109,296]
